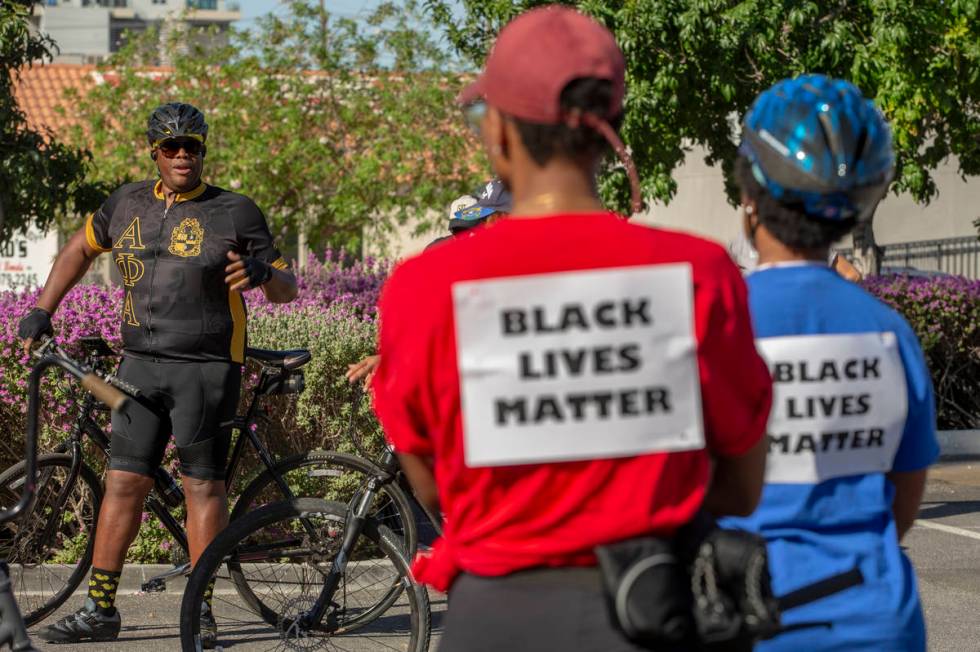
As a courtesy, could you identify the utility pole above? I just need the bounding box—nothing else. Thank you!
[319,0,327,59]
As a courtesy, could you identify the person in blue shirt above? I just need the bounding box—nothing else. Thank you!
[722,74,939,651]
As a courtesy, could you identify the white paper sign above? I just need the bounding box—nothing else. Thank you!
[757,332,908,484]
[453,264,705,467]
[0,229,58,291]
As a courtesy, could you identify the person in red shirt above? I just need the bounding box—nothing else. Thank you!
[370,6,772,651]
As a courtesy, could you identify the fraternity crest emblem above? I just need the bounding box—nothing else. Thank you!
[169,218,204,257]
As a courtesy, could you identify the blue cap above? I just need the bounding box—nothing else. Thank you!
[449,179,512,232]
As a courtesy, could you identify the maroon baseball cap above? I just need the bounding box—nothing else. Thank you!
[457,5,626,124]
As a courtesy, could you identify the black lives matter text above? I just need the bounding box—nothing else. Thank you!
[493,298,673,427]
[768,354,886,454]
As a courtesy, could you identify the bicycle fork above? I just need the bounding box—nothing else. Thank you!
[298,472,385,631]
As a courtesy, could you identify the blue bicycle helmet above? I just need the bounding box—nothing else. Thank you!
[739,74,894,222]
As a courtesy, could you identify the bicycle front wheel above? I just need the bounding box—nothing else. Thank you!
[0,454,102,625]
[232,450,419,551]
[181,497,431,652]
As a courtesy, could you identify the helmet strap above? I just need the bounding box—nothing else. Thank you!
[577,113,644,218]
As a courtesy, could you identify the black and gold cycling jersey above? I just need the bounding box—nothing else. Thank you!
[86,180,288,363]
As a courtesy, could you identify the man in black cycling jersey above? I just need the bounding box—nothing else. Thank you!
[17,102,297,646]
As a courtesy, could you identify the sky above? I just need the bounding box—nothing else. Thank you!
[232,0,464,66]
[234,0,424,28]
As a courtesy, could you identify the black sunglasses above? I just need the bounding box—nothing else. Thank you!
[157,138,204,158]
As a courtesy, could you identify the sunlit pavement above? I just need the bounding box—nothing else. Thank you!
[907,461,980,652]
[29,590,447,651]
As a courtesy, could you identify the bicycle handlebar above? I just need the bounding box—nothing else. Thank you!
[80,373,128,411]
[0,344,130,526]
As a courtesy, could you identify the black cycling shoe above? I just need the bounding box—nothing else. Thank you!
[36,599,121,644]
[200,602,218,649]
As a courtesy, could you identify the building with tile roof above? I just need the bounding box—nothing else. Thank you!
[29,0,239,65]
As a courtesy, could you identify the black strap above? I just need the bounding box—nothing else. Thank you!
[777,567,864,611]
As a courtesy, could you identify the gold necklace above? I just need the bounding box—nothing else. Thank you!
[520,193,562,212]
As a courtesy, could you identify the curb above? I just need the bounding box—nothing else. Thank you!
[938,429,980,461]
[20,565,189,595]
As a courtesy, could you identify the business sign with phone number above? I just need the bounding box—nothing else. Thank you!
[0,230,58,291]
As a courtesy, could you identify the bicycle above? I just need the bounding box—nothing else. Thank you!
[0,336,413,628]
[180,386,438,651]
[0,337,130,650]
[179,496,431,652]
[239,385,443,559]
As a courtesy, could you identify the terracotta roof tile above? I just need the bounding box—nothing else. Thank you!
[13,63,484,179]
[12,63,98,137]
[12,63,172,138]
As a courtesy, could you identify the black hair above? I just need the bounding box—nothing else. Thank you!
[512,78,623,167]
[734,155,857,250]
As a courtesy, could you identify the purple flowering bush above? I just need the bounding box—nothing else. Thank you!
[0,250,388,562]
[0,284,123,466]
[249,250,388,318]
[863,274,980,430]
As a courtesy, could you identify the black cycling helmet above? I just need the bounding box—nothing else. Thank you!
[147,102,209,147]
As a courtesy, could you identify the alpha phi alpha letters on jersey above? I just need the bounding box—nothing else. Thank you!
[113,215,205,327]
[114,217,145,327]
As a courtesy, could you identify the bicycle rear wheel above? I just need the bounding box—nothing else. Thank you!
[181,497,431,652]
[232,450,418,551]
[230,450,421,631]
[0,454,101,625]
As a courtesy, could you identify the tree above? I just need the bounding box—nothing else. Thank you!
[66,0,483,252]
[425,0,980,218]
[0,1,101,241]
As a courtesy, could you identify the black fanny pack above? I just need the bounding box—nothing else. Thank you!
[597,513,865,650]
[596,512,780,651]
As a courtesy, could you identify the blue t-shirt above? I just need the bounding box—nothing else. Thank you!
[723,263,938,652]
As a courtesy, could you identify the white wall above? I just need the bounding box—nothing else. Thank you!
[632,147,979,247]
[369,153,980,262]
[41,7,111,58]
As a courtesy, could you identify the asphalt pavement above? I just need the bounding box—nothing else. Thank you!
[22,461,980,651]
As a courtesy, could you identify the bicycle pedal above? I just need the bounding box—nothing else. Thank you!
[141,578,167,593]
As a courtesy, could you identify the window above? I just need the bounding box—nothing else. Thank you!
[187,0,217,9]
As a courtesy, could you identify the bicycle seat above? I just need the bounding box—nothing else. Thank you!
[246,348,311,371]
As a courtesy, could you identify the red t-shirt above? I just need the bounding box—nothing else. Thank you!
[371,212,771,591]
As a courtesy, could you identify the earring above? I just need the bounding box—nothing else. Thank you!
[744,205,754,215]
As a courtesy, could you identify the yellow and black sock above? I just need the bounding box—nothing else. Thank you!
[87,568,121,616]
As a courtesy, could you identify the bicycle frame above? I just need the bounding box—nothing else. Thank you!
[34,351,307,591]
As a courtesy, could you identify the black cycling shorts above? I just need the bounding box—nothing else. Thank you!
[109,356,241,481]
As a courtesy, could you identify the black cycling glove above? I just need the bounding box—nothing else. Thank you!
[17,307,53,341]
[242,256,274,288]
